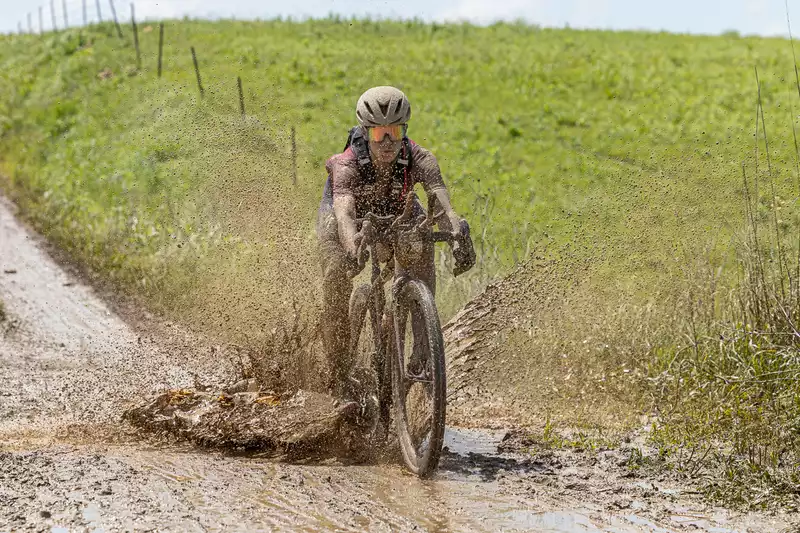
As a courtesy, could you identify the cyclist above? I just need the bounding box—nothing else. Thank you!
[317,86,476,407]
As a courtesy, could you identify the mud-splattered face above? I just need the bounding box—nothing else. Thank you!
[369,135,403,166]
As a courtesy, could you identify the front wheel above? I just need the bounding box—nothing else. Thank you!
[392,279,446,477]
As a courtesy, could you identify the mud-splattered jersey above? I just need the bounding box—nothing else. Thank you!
[320,140,447,217]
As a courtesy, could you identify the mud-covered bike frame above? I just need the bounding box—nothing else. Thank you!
[347,192,465,477]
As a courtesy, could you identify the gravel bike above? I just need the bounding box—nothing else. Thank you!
[347,192,469,477]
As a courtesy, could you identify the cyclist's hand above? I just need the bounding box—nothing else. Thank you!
[346,233,369,277]
[452,219,476,277]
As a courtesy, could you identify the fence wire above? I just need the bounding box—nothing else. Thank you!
[9,0,211,35]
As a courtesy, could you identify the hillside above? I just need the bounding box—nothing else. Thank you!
[2,18,800,504]
[2,20,799,324]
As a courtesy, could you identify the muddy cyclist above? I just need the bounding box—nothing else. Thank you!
[316,86,476,408]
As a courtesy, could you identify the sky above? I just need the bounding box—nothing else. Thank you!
[2,0,800,37]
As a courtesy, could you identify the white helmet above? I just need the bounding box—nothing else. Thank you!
[356,86,411,127]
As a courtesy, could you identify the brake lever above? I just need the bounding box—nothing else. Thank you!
[419,194,446,232]
[422,193,437,228]
[392,191,419,229]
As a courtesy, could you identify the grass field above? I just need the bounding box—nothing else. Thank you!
[2,18,800,506]
[3,20,800,315]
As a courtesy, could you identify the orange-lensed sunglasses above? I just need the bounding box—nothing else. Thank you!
[367,124,407,142]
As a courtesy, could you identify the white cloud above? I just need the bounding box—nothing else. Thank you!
[437,0,551,25]
[739,0,789,36]
[435,0,613,29]
[131,0,204,19]
[745,0,767,18]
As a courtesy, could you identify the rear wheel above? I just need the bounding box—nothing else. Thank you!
[348,284,389,436]
[392,279,446,477]
[348,284,373,368]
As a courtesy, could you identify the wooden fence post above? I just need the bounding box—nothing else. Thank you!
[157,23,164,77]
[191,47,204,96]
[62,0,68,27]
[95,0,102,22]
[237,76,245,117]
[291,126,297,186]
[109,0,122,38]
[27,13,32,33]
[131,3,140,69]
[39,7,43,33]
[83,0,87,25]
[51,0,57,30]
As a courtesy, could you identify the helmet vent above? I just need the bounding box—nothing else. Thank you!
[364,102,374,116]
[378,102,390,116]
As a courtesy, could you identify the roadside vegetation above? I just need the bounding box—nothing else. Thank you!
[1,18,800,506]
[649,179,800,509]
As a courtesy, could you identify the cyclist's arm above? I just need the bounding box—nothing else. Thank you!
[412,146,466,234]
[333,194,360,258]
[428,185,476,275]
[428,187,463,235]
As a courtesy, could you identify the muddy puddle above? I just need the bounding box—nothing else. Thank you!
[66,427,768,533]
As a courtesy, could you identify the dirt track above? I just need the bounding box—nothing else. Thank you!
[1,196,797,533]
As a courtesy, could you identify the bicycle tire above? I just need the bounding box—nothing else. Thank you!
[349,283,389,435]
[348,283,372,367]
[391,279,446,477]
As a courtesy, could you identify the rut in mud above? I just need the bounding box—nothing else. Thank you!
[1,195,798,533]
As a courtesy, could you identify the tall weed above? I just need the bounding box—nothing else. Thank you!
[649,71,800,508]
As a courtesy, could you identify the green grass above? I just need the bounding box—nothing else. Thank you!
[3,19,800,323]
[645,197,800,510]
[2,18,800,506]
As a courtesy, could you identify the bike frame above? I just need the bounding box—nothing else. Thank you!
[348,193,453,470]
[354,194,452,382]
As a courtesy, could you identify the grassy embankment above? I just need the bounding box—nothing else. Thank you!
[1,19,800,506]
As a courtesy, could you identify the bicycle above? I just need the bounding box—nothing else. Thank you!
[346,191,470,477]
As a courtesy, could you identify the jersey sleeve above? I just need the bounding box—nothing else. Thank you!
[326,152,358,197]
[410,144,447,193]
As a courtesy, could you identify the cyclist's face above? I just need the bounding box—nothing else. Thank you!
[369,136,403,166]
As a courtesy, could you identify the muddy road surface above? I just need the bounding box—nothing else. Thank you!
[0,197,796,532]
